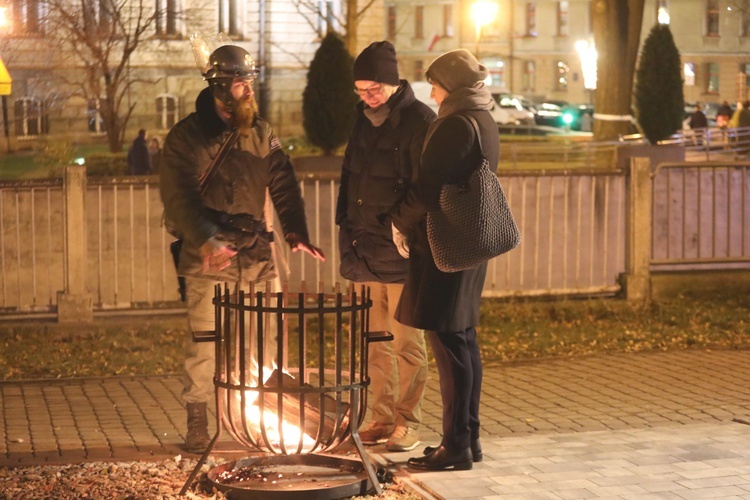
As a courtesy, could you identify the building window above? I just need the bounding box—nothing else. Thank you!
[706,62,719,93]
[523,60,536,91]
[557,1,568,37]
[706,0,719,36]
[525,2,536,36]
[12,0,46,34]
[656,0,669,24]
[386,5,396,40]
[684,62,695,86]
[156,94,179,130]
[555,60,569,91]
[744,63,750,90]
[155,0,182,37]
[414,5,424,39]
[414,60,424,81]
[14,97,47,137]
[314,0,339,37]
[87,98,106,134]
[742,10,750,37]
[443,4,453,37]
[486,58,505,88]
[219,0,246,38]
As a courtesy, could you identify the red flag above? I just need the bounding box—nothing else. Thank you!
[427,34,441,52]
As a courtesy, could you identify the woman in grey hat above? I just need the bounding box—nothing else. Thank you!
[389,49,498,471]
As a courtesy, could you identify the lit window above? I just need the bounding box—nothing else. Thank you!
[219,0,245,38]
[12,0,46,34]
[526,2,536,36]
[555,60,569,91]
[386,5,396,40]
[156,94,179,130]
[706,62,719,93]
[414,5,424,39]
[443,4,453,37]
[557,1,568,37]
[684,62,695,86]
[523,60,536,92]
[706,0,719,36]
[155,0,182,37]
[485,58,505,88]
[14,97,47,137]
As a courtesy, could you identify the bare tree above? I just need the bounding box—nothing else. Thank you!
[591,0,646,141]
[44,0,158,152]
[291,0,378,55]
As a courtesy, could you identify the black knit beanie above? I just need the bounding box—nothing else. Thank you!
[352,41,400,85]
[425,49,489,93]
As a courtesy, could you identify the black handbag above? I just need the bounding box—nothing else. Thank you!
[426,115,521,273]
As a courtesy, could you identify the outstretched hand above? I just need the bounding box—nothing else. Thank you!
[285,233,326,262]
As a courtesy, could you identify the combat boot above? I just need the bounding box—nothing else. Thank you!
[185,402,211,453]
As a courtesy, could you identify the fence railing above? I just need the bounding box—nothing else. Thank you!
[1,157,749,318]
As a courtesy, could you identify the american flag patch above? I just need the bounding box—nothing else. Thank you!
[269,135,282,151]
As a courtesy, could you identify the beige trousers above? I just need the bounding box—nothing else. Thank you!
[363,281,428,428]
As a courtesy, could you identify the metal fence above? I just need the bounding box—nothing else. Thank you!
[1,159,749,317]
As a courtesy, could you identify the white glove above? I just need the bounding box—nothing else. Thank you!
[391,223,410,259]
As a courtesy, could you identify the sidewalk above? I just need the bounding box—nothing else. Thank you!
[3,350,750,498]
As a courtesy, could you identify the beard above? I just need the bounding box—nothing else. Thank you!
[229,95,259,128]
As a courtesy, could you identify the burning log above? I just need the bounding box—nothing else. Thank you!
[256,369,351,449]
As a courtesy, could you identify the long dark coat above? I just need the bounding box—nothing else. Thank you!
[391,109,500,332]
[336,82,436,284]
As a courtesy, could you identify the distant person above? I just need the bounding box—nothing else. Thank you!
[127,129,152,175]
[688,104,708,130]
[148,137,162,173]
[716,100,733,129]
[739,101,750,128]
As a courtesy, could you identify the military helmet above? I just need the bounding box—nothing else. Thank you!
[203,45,258,80]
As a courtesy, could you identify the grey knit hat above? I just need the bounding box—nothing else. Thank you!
[352,41,400,85]
[425,49,488,93]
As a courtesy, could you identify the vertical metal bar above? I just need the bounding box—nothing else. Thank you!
[315,179,321,287]
[161,224,167,301]
[98,186,103,306]
[726,166,731,257]
[589,176,596,286]
[615,175,623,283]
[601,176,610,285]
[575,176,583,287]
[546,177,554,289]
[300,180,305,284]
[743,166,747,257]
[14,192,21,304]
[519,178,527,287]
[665,168,671,259]
[145,184,151,303]
[563,176,569,288]
[712,168,717,257]
[129,185,135,304]
[113,186,119,306]
[330,179,336,290]
[30,188,37,307]
[681,168,687,260]
[533,176,540,288]
[0,190,6,307]
[697,168,702,259]
[46,188,53,306]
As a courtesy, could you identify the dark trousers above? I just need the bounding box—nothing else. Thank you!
[427,327,482,451]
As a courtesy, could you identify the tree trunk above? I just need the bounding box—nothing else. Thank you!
[592,0,645,141]
[344,0,359,56]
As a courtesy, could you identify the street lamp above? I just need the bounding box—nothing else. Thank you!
[471,0,498,60]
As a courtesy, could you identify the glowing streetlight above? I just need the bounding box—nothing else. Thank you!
[575,39,597,94]
[471,1,499,60]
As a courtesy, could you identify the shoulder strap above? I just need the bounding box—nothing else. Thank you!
[199,128,240,197]
[458,114,485,157]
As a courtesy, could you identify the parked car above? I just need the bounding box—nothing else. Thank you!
[529,101,566,127]
[491,93,536,125]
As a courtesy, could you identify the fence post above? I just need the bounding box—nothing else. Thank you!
[57,165,93,322]
[620,157,652,301]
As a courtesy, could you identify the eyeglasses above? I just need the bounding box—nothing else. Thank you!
[353,84,382,98]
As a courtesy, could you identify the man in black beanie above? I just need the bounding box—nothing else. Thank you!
[336,41,435,452]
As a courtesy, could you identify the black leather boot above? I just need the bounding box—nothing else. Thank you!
[185,402,211,453]
[407,445,473,471]
[424,438,482,462]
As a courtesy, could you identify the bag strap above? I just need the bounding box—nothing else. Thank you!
[458,114,485,157]
[199,128,240,197]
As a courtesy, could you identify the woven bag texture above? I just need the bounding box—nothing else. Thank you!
[427,159,520,272]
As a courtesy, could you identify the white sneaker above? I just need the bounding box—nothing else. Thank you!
[386,425,420,452]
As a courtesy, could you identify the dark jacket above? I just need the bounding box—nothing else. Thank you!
[689,110,708,130]
[336,81,436,283]
[128,136,152,175]
[391,109,499,332]
[159,87,310,282]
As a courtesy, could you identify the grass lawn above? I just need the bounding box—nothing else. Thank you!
[1,290,747,380]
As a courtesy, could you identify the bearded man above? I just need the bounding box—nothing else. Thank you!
[159,44,325,453]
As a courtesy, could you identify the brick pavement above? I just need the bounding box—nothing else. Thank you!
[2,350,750,498]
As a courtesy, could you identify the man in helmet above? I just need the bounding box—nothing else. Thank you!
[160,44,325,453]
